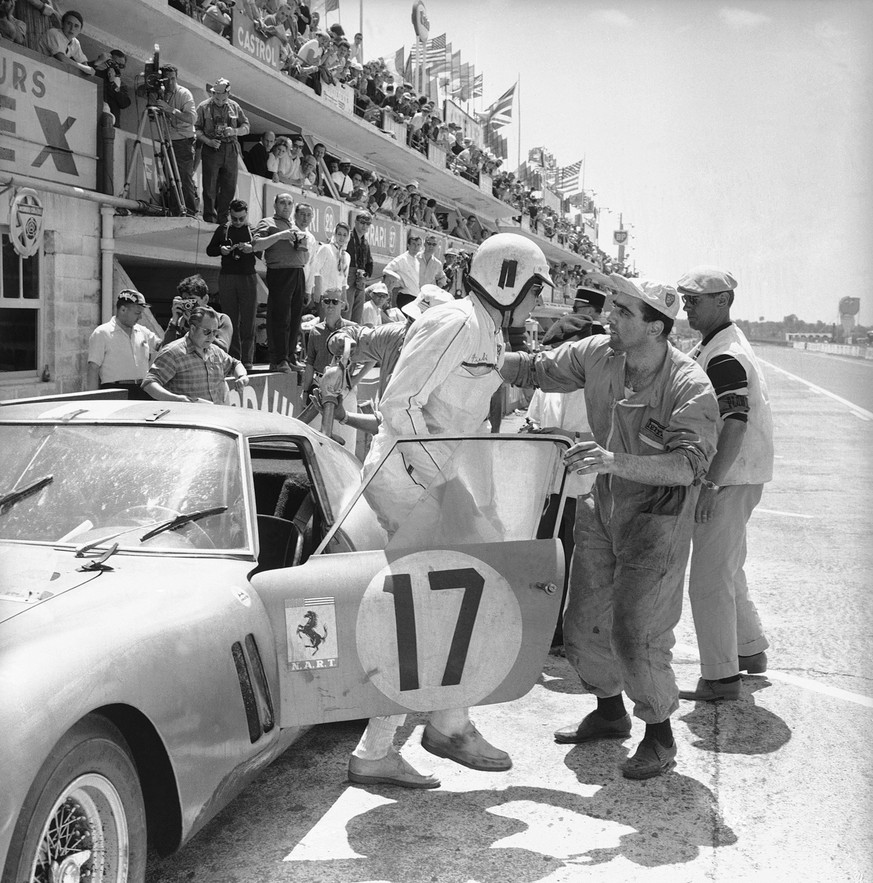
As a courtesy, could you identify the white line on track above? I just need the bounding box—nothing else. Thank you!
[755,508,815,519]
[759,358,873,420]
[673,643,873,708]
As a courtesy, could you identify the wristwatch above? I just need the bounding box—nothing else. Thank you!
[700,478,720,491]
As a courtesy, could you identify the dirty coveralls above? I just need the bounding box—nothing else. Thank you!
[509,336,718,722]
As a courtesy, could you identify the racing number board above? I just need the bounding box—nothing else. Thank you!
[253,541,563,727]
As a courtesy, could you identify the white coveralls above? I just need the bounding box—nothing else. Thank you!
[507,336,718,723]
[354,296,505,758]
[688,322,773,678]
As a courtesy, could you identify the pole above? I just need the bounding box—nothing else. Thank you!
[617,212,625,265]
[516,74,521,173]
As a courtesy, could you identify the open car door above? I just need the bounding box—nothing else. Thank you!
[251,434,570,727]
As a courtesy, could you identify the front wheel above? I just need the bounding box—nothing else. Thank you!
[2,715,147,883]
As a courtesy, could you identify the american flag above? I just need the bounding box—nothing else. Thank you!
[425,34,446,65]
[479,83,516,129]
[556,160,583,194]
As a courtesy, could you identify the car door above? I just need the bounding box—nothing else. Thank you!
[251,433,570,728]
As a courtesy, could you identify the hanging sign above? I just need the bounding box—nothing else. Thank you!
[9,188,44,258]
[411,1,430,42]
[613,229,628,245]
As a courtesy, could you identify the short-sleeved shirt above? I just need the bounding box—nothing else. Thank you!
[143,335,240,404]
[311,242,350,294]
[164,85,196,139]
[40,28,88,63]
[383,251,421,297]
[253,216,308,268]
[87,317,161,383]
[305,318,356,374]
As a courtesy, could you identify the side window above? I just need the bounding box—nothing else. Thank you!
[0,231,42,375]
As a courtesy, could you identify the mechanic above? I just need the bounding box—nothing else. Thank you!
[677,266,773,702]
[86,289,161,400]
[347,234,554,790]
[500,275,718,780]
[142,307,249,404]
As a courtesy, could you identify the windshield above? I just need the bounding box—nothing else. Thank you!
[322,436,567,553]
[0,424,248,552]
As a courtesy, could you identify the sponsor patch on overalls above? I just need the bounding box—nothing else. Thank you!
[639,418,667,450]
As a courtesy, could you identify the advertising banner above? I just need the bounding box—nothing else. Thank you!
[1,44,99,189]
[354,210,403,258]
[321,82,355,115]
[227,371,299,416]
[232,11,282,71]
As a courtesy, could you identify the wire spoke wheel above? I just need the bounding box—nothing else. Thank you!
[30,774,128,883]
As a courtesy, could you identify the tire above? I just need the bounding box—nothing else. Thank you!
[2,714,147,883]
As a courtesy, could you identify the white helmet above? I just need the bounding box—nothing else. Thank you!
[467,233,554,313]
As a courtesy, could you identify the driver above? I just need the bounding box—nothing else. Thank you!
[348,233,553,790]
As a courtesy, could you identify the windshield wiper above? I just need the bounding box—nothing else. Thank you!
[140,506,228,542]
[0,475,54,515]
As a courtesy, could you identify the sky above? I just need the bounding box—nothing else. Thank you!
[337,0,873,325]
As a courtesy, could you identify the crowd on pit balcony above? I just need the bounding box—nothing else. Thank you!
[0,0,634,280]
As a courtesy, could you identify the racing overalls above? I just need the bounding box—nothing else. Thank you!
[508,336,718,722]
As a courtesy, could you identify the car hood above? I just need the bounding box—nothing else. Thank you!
[0,543,103,625]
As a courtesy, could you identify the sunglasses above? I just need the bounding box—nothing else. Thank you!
[680,293,718,307]
[321,298,341,306]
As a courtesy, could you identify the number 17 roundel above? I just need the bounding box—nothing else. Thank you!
[356,550,524,712]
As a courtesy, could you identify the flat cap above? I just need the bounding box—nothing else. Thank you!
[677,266,738,295]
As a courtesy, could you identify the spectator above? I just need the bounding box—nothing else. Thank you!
[420,197,439,230]
[346,210,374,324]
[266,136,298,184]
[500,276,718,780]
[163,273,234,352]
[195,77,250,224]
[90,49,130,128]
[467,215,484,244]
[14,0,58,55]
[86,289,160,400]
[678,267,773,701]
[331,158,354,196]
[310,221,350,314]
[38,9,93,74]
[293,202,320,308]
[298,154,319,190]
[252,193,309,373]
[1,0,26,44]
[378,182,402,219]
[295,28,330,95]
[398,191,421,225]
[300,287,355,409]
[382,231,422,300]
[143,307,249,404]
[361,281,390,327]
[540,285,606,348]
[200,0,232,36]
[205,199,258,368]
[244,131,276,178]
[419,234,447,288]
[152,64,198,216]
[350,31,363,63]
[448,213,471,241]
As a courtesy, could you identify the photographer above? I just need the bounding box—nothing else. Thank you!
[151,64,198,216]
[252,192,310,373]
[195,77,250,224]
[205,199,257,368]
[162,274,233,353]
[91,49,130,128]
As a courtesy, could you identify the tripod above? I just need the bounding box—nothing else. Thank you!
[122,103,187,215]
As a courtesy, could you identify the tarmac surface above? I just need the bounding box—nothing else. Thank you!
[145,343,873,883]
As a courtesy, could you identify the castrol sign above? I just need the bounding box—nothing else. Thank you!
[411,1,430,42]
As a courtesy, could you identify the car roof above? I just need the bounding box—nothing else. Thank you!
[0,400,327,443]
